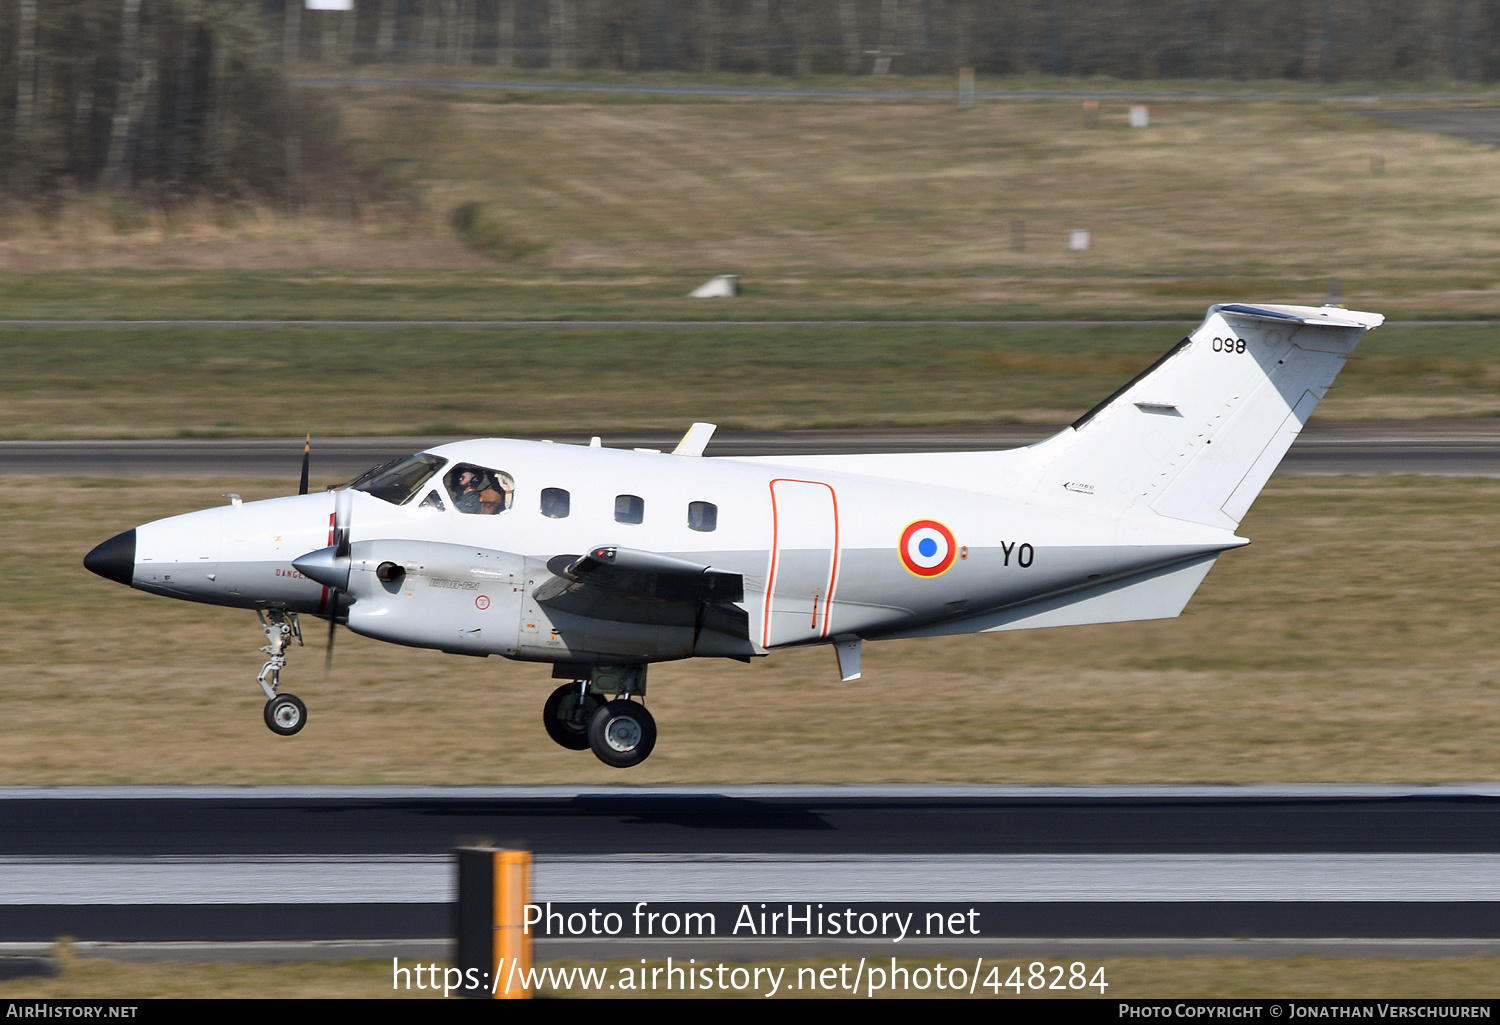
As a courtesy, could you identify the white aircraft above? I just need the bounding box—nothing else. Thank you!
[85,303,1382,767]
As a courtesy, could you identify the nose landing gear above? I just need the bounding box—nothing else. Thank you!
[543,665,656,767]
[256,610,307,736]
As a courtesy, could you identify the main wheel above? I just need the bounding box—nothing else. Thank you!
[587,699,657,768]
[542,683,602,751]
[264,694,307,736]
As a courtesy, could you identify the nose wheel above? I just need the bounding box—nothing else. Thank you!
[264,693,308,736]
[255,610,309,737]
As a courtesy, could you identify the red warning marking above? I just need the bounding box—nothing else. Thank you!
[475,595,490,610]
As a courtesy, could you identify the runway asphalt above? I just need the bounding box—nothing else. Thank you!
[4,786,1499,949]
[5,420,1500,478]
[4,784,1499,857]
[2,786,1500,858]
[1373,108,1500,146]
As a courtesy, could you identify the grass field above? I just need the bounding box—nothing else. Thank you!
[1,82,1499,318]
[3,953,1499,999]
[5,473,1495,784]
[2,321,1497,439]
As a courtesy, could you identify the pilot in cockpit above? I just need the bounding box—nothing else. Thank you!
[452,468,484,513]
[447,464,512,515]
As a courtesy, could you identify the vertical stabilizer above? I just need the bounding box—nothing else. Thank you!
[1029,304,1383,529]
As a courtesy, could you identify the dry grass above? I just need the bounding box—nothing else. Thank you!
[3,953,1499,999]
[389,97,1480,279]
[6,473,1498,784]
[0,88,1497,315]
[0,204,487,271]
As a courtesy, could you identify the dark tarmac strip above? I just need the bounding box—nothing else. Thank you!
[5,420,1500,478]
[5,784,1500,856]
[3,786,1500,954]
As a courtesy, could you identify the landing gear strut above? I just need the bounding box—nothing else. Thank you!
[544,665,656,767]
[256,610,307,736]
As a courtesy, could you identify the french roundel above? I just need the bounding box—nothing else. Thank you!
[899,520,957,577]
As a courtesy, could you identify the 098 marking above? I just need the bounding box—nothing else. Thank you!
[1212,336,1247,353]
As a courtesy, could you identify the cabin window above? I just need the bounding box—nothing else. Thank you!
[688,501,717,532]
[615,494,644,524]
[351,453,444,506]
[540,488,570,519]
[445,464,515,515]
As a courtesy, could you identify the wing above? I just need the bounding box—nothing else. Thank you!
[535,546,748,640]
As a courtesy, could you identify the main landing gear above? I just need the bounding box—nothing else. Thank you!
[542,665,656,768]
[256,610,308,736]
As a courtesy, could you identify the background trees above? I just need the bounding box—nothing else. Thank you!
[3,1,1496,203]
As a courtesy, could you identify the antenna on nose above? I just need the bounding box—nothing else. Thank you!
[299,434,311,496]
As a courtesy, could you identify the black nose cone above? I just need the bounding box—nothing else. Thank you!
[85,529,136,587]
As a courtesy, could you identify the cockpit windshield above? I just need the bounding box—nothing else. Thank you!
[350,453,445,506]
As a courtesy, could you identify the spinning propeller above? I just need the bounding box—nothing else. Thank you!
[324,488,353,669]
[290,436,353,671]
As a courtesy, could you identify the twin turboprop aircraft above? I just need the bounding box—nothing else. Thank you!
[84,303,1382,767]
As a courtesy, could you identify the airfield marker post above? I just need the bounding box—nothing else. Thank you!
[456,846,533,998]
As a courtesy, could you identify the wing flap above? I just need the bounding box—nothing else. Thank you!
[536,546,747,636]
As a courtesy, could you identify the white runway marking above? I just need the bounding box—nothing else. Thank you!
[3,853,1498,904]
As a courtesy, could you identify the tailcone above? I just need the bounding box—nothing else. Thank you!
[84,529,136,587]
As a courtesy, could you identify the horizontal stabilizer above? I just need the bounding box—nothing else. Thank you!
[1213,303,1383,329]
[885,553,1219,640]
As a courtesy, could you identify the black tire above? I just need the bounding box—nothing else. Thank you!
[587,699,657,769]
[264,694,307,736]
[542,683,602,751]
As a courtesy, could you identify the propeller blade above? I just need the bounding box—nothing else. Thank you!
[325,610,336,672]
[299,434,311,496]
[333,489,352,559]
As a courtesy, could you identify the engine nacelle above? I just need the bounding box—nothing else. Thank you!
[342,540,525,656]
[334,539,754,663]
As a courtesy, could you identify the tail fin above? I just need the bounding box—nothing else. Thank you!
[1030,303,1383,530]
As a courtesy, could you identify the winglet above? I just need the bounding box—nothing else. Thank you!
[672,422,717,457]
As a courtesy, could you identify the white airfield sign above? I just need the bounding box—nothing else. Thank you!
[85,303,1383,767]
